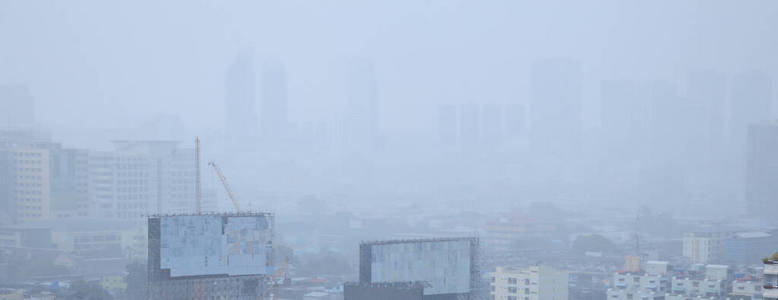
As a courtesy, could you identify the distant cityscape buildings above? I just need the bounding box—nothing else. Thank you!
[530,59,582,159]
[746,121,778,217]
[225,51,259,142]
[0,85,35,129]
[260,60,288,142]
[490,265,569,300]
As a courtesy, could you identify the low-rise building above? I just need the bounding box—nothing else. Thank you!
[764,257,778,300]
[490,265,568,300]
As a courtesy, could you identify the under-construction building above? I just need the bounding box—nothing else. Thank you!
[147,212,275,300]
[358,237,480,300]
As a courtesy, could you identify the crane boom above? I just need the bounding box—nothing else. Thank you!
[208,162,241,213]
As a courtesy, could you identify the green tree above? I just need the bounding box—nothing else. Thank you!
[572,234,615,254]
[65,280,114,300]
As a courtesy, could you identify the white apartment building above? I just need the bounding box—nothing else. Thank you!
[668,265,730,298]
[730,279,763,300]
[683,231,737,264]
[8,147,51,222]
[765,259,778,300]
[607,261,671,300]
[490,266,568,300]
[88,141,215,223]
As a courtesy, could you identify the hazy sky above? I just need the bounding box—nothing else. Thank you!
[2,0,778,141]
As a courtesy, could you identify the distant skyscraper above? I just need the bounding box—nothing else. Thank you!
[481,103,503,145]
[600,80,651,160]
[260,60,288,141]
[685,70,727,156]
[437,105,457,146]
[225,51,258,140]
[343,60,379,149]
[503,103,525,145]
[0,85,35,129]
[459,102,479,147]
[745,122,778,217]
[729,71,773,144]
[530,59,582,158]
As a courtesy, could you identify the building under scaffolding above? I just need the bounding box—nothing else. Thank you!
[359,237,479,300]
[147,212,275,300]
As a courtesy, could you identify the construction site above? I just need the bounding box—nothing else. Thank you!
[146,138,288,300]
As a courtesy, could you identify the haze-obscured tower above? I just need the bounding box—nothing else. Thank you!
[481,103,503,146]
[0,85,35,129]
[745,122,778,218]
[437,105,458,146]
[459,102,479,148]
[344,60,379,149]
[729,71,773,145]
[260,60,288,141]
[225,51,258,141]
[530,59,582,158]
[685,70,727,159]
[600,80,651,161]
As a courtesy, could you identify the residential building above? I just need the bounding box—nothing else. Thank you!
[606,261,671,300]
[490,266,568,300]
[683,230,737,264]
[730,279,763,300]
[746,122,778,218]
[764,256,778,300]
[88,141,212,223]
[668,265,731,298]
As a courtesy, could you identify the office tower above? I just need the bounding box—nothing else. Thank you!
[260,60,288,141]
[764,254,778,300]
[729,71,773,144]
[503,103,525,145]
[49,146,89,218]
[225,51,258,141]
[530,59,582,158]
[745,122,778,217]
[600,80,651,160]
[437,105,457,146]
[0,151,14,224]
[490,266,569,300]
[0,130,53,223]
[0,85,35,129]
[481,103,503,146]
[343,59,379,149]
[6,147,51,222]
[685,70,727,157]
[88,141,207,222]
[459,102,479,147]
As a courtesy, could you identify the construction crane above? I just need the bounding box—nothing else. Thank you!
[264,257,290,300]
[195,137,202,215]
[208,161,241,213]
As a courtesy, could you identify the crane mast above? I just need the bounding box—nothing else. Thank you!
[209,161,241,213]
[195,137,202,215]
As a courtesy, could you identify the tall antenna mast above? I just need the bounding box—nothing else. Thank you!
[195,137,202,215]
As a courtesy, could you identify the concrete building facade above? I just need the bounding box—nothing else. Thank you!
[490,266,568,300]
